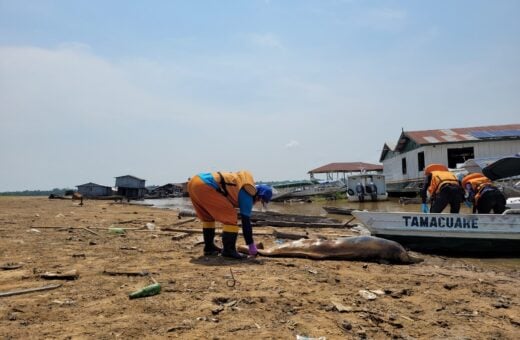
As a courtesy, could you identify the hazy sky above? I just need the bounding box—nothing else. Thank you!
[1,1,519,191]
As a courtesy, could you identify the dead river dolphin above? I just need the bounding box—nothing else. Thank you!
[238,236,422,264]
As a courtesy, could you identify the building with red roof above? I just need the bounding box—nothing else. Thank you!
[380,124,520,194]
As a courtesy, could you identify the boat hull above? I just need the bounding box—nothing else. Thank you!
[352,211,520,256]
[347,193,388,202]
[506,197,520,209]
[322,206,355,215]
[369,234,519,256]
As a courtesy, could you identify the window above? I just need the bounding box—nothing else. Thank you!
[417,152,425,171]
[402,157,407,175]
[447,147,474,168]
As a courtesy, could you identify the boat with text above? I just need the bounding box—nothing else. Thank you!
[352,210,520,256]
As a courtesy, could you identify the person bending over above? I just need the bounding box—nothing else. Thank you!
[420,164,464,213]
[461,173,506,214]
[188,170,273,259]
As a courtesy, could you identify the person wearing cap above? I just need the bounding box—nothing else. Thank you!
[187,170,273,259]
[461,173,506,214]
[420,164,464,213]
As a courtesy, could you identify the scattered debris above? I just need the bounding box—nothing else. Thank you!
[331,301,353,312]
[443,283,458,290]
[108,226,125,234]
[338,320,352,331]
[388,288,412,299]
[492,298,511,309]
[212,306,224,315]
[129,282,161,299]
[41,269,79,280]
[226,268,240,288]
[103,270,149,277]
[166,325,192,332]
[359,290,378,300]
[0,284,62,298]
[171,232,190,241]
[306,268,318,275]
[296,335,326,340]
[51,299,76,305]
[1,263,23,270]
[82,227,100,236]
[145,222,156,231]
[273,230,309,240]
[120,246,143,252]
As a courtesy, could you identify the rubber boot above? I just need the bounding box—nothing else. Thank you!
[221,232,246,259]
[203,228,221,256]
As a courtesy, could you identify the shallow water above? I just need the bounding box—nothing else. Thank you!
[143,196,473,218]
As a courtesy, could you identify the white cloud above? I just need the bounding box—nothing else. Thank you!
[285,140,300,148]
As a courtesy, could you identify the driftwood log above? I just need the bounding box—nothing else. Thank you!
[1,263,23,270]
[103,270,149,277]
[41,269,79,280]
[0,284,62,298]
[272,230,309,240]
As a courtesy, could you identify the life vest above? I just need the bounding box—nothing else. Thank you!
[462,173,494,204]
[424,164,449,176]
[428,170,459,196]
[461,173,485,188]
[211,170,257,206]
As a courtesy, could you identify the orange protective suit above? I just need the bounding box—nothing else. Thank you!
[187,171,256,230]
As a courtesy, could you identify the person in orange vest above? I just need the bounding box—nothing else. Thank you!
[420,164,464,213]
[187,170,273,259]
[461,173,506,214]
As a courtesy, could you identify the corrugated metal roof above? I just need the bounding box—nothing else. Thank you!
[76,182,111,188]
[308,162,383,174]
[115,175,145,181]
[404,123,520,146]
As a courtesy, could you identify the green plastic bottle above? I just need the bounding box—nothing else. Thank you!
[128,282,161,299]
[108,226,125,234]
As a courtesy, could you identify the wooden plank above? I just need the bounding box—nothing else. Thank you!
[0,284,62,298]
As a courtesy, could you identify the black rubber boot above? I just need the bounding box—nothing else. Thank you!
[221,232,246,259]
[203,228,221,256]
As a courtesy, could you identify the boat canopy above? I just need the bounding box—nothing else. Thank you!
[482,154,520,180]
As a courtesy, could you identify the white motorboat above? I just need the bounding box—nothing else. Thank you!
[352,210,520,256]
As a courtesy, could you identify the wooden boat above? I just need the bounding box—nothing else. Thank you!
[351,210,520,256]
[322,206,355,215]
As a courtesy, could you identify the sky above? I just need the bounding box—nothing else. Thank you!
[1,0,519,191]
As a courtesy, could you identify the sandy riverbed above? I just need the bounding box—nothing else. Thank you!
[0,197,518,339]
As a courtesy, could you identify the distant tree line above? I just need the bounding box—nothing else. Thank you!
[0,188,74,196]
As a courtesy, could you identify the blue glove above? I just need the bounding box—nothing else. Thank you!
[421,203,429,213]
[464,200,472,208]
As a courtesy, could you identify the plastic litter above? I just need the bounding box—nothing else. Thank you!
[129,282,161,299]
